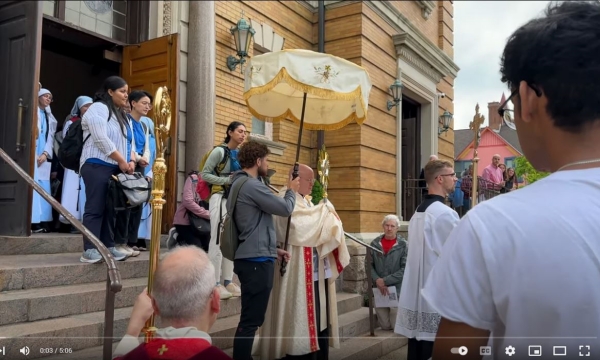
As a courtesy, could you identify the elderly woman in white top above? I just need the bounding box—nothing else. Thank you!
[32,88,57,233]
[79,76,134,264]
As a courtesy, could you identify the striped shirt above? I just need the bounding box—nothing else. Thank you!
[80,102,128,169]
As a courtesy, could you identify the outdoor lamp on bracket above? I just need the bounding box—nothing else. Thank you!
[386,79,403,111]
[226,11,256,73]
[438,110,453,135]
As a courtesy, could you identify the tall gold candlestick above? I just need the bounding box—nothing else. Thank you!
[144,86,172,343]
[469,104,484,209]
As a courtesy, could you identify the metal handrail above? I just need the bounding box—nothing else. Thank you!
[0,148,122,360]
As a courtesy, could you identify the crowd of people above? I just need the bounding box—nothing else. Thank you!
[29,1,600,359]
[32,77,157,263]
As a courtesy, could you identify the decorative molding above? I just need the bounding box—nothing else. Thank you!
[325,0,360,10]
[366,1,459,79]
[250,20,286,52]
[298,0,318,12]
[394,32,446,83]
[249,134,287,156]
[162,0,172,36]
[417,0,436,19]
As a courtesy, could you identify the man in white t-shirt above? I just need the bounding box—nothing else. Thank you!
[395,159,460,360]
[422,2,600,359]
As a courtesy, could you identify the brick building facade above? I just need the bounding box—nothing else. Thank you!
[0,0,457,237]
[156,0,459,236]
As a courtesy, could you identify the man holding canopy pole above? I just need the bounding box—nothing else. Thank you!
[256,164,349,360]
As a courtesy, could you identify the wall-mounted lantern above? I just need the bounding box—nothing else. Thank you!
[226,11,256,73]
[438,110,453,135]
[386,79,403,111]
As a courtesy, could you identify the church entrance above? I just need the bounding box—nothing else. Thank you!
[0,1,178,236]
[401,96,422,220]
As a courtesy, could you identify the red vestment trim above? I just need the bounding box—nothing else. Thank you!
[303,246,318,352]
[332,248,344,274]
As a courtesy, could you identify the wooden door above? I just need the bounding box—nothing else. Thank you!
[121,34,179,233]
[401,117,419,220]
[0,1,42,236]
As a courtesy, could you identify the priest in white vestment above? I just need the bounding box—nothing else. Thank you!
[394,159,460,360]
[257,164,350,360]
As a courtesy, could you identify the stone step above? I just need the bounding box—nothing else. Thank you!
[330,330,408,360]
[210,305,377,351]
[0,252,151,292]
[221,330,407,360]
[0,234,169,256]
[15,293,364,359]
[0,277,147,326]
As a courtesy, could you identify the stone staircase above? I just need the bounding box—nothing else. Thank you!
[0,234,407,359]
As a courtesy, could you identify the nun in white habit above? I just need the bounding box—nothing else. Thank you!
[32,88,58,233]
[59,96,93,230]
[394,160,460,360]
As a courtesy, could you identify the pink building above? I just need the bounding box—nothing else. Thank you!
[454,94,523,176]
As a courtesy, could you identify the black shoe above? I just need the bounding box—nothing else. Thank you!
[31,224,48,233]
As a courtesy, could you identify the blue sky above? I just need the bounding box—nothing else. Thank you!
[452,1,550,129]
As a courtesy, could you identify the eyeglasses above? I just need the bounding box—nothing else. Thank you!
[438,173,457,179]
[498,84,542,117]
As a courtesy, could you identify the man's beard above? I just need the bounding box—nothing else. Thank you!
[258,167,268,177]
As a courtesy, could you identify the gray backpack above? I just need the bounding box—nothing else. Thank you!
[219,176,249,261]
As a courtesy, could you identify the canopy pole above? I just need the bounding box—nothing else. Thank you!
[280,92,308,276]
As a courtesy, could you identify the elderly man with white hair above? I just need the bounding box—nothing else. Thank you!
[365,214,408,330]
[113,246,231,360]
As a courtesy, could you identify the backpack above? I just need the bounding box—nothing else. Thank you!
[58,120,89,173]
[197,145,231,200]
[59,107,111,173]
[219,176,249,261]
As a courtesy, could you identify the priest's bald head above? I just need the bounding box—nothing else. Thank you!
[424,160,456,197]
[289,164,314,196]
[152,246,220,330]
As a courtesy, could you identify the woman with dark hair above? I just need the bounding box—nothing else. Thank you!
[59,96,93,233]
[79,76,134,263]
[113,90,154,257]
[201,120,246,299]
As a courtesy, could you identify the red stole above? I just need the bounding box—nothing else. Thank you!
[113,337,231,360]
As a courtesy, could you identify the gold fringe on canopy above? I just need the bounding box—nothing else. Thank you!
[244,67,368,131]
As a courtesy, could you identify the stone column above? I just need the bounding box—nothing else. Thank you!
[186,1,215,171]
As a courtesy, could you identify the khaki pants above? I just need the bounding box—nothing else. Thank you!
[208,192,234,284]
[375,307,397,331]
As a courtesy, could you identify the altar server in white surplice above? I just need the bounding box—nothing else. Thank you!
[394,159,460,360]
[32,88,58,233]
[257,164,350,360]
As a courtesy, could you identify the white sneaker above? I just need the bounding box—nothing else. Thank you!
[225,283,241,297]
[109,247,129,261]
[115,245,139,257]
[167,227,178,250]
[217,284,233,300]
[80,249,103,264]
[125,245,140,257]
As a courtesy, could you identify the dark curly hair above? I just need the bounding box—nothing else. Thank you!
[499,1,600,132]
[238,141,270,169]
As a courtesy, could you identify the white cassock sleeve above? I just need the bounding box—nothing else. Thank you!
[421,214,496,332]
[429,211,460,258]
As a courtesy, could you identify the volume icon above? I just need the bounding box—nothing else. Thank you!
[20,346,30,355]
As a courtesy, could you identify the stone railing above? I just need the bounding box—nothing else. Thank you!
[337,223,409,295]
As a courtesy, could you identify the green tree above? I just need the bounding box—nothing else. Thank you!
[310,179,325,205]
[514,156,549,184]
